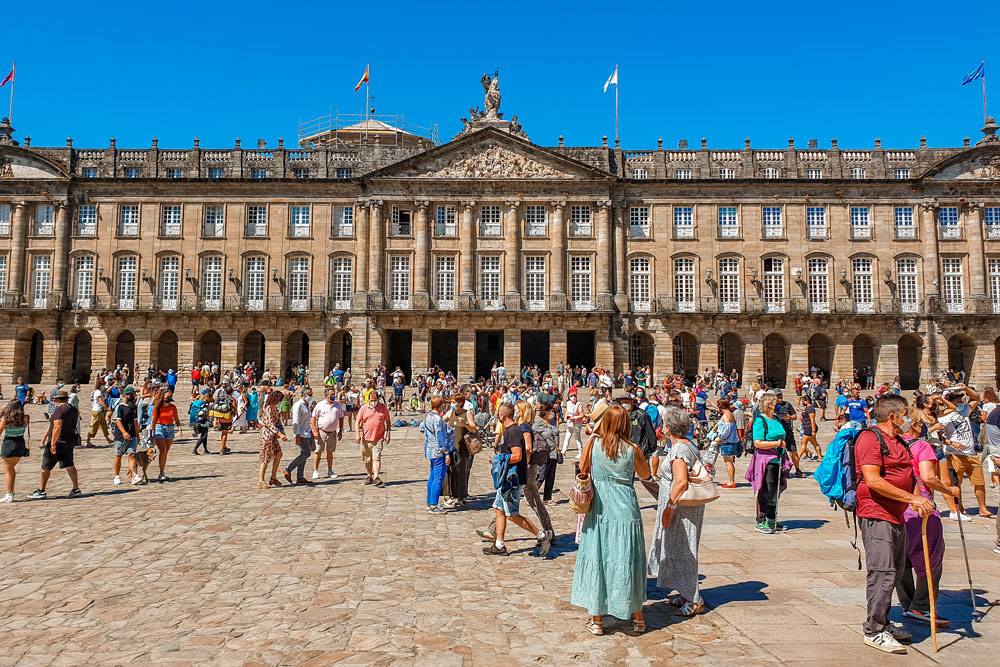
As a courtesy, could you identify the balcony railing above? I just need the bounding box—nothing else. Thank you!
[987,224,1000,240]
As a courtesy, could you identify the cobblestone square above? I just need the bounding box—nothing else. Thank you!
[1,403,998,666]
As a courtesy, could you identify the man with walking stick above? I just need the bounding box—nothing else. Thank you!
[855,394,934,655]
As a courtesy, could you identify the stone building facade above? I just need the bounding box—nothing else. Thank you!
[2,108,1000,389]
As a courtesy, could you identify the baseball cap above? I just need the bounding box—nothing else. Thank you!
[123,386,136,395]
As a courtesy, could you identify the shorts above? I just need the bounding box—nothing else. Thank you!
[493,484,523,517]
[1,436,27,459]
[153,424,175,440]
[314,430,339,453]
[361,439,384,466]
[114,437,138,456]
[41,442,75,470]
[947,454,985,486]
[720,443,742,457]
[346,406,357,413]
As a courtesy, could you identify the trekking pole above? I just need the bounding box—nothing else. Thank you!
[921,514,937,653]
[954,512,979,620]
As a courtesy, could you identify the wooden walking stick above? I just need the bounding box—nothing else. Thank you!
[921,514,937,653]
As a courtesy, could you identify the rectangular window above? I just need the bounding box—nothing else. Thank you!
[570,256,592,309]
[0,256,7,297]
[986,207,1000,239]
[762,167,779,179]
[762,206,782,238]
[990,259,1000,314]
[336,168,352,179]
[630,257,651,311]
[389,206,411,236]
[806,206,827,239]
[160,205,181,236]
[852,257,873,312]
[251,168,267,179]
[524,205,547,237]
[631,168,648,179]
[480,205,502,237]
[202,256,223,310]
[808,258,829,313]
[333,205,354,237]
[83,167,98,178]
[125,168,140,179]
[942,258,964,312]
[894,206,915,239]
[389,255,410,307]
[806,169,823,179]
[76,205,97,236]
[850,167,866,180]
[0,205,9,235]
[34,205,54,236]
[435,205,457,237]
[524,256,546,309]
[331,257,353,309]
[204,205,225,237]
[850,206,871,239]
[718,206,738,238]
[570,205,592,237]
[167,168,183,178]
[629,206,650,239]
[479,256,501,305]
[719,257,740,312]
[159,256,179,310]
[32,255,51,309]
[673,206,694,238]
[73,255,94,309]
[244,256,266,310]
[116,255,136,310]
[939,206,960,239]
[897,258,918,313]
[894,168,910,180]
[435,256,456,308]
[290,206,311,238]
[209,168,224,179]
[763,257,784,312]
[118,205,139,236]
[293,168,310,179]
[674,257,694,312]
[718,168,735,180]
[246,205,267,237]
[288,257,309,310]
[675,169,691,180]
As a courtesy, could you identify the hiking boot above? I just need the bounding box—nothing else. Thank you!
[483,544,510,556]
[754,520,774,534]
[864,630,906,654]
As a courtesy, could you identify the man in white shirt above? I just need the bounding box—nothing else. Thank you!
[561,388,586,458]
[311,388,344,480]
[598,371,613,391]
[283,387,315,485]
[938,386,991,519]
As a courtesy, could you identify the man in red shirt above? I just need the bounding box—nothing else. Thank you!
[856,394,934,654]
[356,392,391,487]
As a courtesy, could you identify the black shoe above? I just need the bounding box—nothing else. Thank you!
[483,544,509,556]
[27,489,46,500]
[68,488,82,498]
[192,448,200,455]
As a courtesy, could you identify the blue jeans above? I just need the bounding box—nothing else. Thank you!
[427,457,447,506]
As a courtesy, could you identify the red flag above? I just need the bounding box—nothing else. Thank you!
[0,63,13,88]
[354,63,369,92]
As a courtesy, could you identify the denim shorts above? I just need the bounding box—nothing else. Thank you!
[153,423,175,440]
[115,437,138,456]
[493,484,523,517]
[720,443,742,457]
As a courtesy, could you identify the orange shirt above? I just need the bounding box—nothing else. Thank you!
[156,403,178,425]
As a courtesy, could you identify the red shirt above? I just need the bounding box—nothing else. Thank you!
[855,428,915,524]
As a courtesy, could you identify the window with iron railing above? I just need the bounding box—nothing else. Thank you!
[806,206,827,239]
[119,205,140,236]
[673,206,694,238]
[333,205,353,238]
[32,255,51,309]
[330,257,353,310]
[480,205,501,237]
[116,255,136,310]
[852,258,873,312]
[986,207,1000,239]
[718,206,738,238]
[674,257,694,312]
[897,259,918,313]
[204,205,225,237]
[290,206,311,238]
[850,206,871,239]
[570,256,592,309]
[77,205,97,236]
[389,255,411,308]
[33,205,54,236]
[762,206,782,238]
[719,257,740,312]
[808,258,829,313]
[435,205,456,237]
[287,257,309,310]
[0,204,9,235]
[0,256,6,296]
[244,256,266,310]
[524,256,546,309]
[570,205,591,237]
[479,256,501,305]
[894,207,915,239]
[939,206,960,239]
[524,205,546,237]
[202,256,223,310]
[160,205,181,236]
[73,255,94,309]
[246,205,267,237]
[630,257,651,311]
[389,206,411,236]
[435,256,456,308]
[763,257,784,312]
[629,206,650,239]
[942,258,964,312]
[159,256,179,311]
[990,259,1000,314]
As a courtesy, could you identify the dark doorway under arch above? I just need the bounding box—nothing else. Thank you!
[947,334,975,381]
[70,330,92,384]
[673,333,699,379]
[628,332,654,370]
[898,334,923,390]
[199,330,222,367]
[763,333,789,388]
[718,333,745,383]
[242,331,265,372]
[115,330,135,370]
[808,334,833,380]
[155,330,178,371]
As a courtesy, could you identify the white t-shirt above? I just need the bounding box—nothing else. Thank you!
[91,389,105,412]
[939,410,976,456]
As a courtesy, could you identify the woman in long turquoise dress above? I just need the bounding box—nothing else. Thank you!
[571,403,653,635]
[245,387,260,427]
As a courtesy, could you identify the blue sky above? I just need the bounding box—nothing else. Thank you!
[1,1,993,150]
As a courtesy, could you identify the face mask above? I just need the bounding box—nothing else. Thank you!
[899,415,912,432]
[59,382,65,388]
[166,397,173,403]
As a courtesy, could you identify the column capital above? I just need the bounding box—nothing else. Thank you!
[355,196,370,207]
[415,199,430,210]
[370,199,384,209]
[504,199,519,213]
[919,201,938,213]
[550,199,566,210]
[596,199,612,209]
[13,201,25,211]
[461,200,476,211]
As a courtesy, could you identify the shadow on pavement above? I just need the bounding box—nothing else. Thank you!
[776,518,829,530]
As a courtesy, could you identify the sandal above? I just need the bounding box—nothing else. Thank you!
[258,482,265,489]
[675,600,705,617]
[633,618,646,633]
[585,619,604,636]
[268,478,282,487]
[667,595,686,606]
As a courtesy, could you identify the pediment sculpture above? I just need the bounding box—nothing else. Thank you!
[419,144,565,178]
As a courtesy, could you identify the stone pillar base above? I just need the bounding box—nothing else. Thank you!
[411,292,430,311]
[548,293,568,311]
[613,292,628,313]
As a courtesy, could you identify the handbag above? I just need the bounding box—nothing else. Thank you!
[568,472,594,514]
[463,431,484,456]
[675,441,720,507]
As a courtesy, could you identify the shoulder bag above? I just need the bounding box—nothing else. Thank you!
[675,440,720,506]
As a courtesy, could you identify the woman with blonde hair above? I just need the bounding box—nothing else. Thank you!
[571,403,653,635]
[516,399,554,555]
[746,392,791,534]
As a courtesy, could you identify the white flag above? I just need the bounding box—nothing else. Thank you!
[603,66,618,93]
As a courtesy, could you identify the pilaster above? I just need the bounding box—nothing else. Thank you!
[354,198,370,295]
[413,200,430,309]
[504,201,520,297]
[967,203,986,296]
[6,202,26,303]
[550,327,567,372]
[504,325,521,374]
[613,200,627,312]
[596,200,612,302]
[459,200,476,306]
[550,201,567,309]
[367,200,384,303]
[50,202,70,307]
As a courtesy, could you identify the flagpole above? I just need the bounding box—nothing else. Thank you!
[982,60,987,123]
[8,61,13,122]
[615,64,619,144]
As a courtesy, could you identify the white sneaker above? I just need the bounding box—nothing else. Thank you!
[0,493,13,503]
[994,546,1000,554]
[312,470,320,480]
[328,470,338,479]
[114,475,122,485]
[863,630,906,654]
[131,475,141,485]
[949,511,972,521]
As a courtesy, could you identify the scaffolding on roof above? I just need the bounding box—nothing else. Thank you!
[297,111,439,148]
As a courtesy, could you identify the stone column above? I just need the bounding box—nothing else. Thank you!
[6,202,26,303]
[596,200,612,306]
[50,203,71,308]
[504,201,521,304]
[354,199,370,297]
[550,200,567,309]
[413,200,430,309]
[367,200,384,304]
[967,204,986,297]
[613,201,627,312]
[918,203,939,306]
[459,200,475,307]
